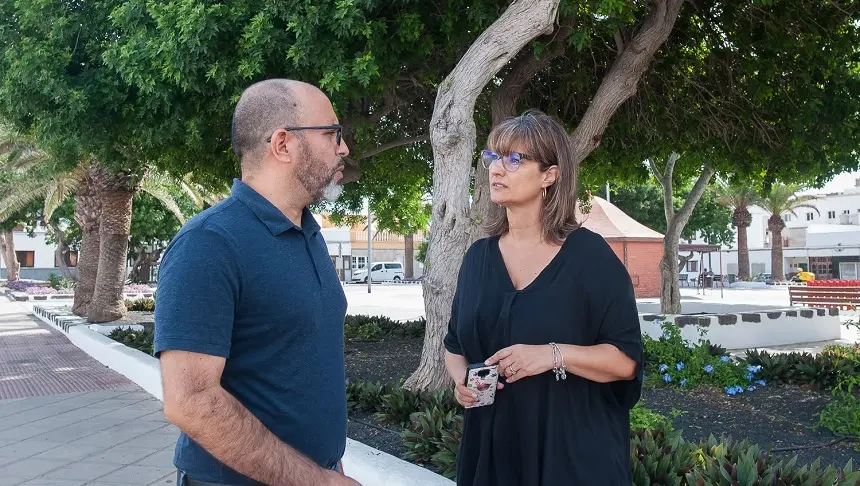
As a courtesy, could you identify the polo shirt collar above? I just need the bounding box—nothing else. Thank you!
[230,179,320,236]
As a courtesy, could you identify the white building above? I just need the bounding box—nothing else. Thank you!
[682,178,860,281]
[0,223,74,280]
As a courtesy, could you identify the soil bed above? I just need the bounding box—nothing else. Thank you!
[345,337,860,468]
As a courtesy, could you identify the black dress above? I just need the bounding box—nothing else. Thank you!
[443,228,643,486]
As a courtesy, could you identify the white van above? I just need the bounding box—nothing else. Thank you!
[351,261,405,283]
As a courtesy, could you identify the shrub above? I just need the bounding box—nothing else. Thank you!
[630,403,674,433]
[644,322,757,395]
[375,383,422,427]
[630,428,696,486]
[744,345,860,391]
[47,273,75,291]
[125,298,156,312]
[343,315,425,341]
[108,327,154,355]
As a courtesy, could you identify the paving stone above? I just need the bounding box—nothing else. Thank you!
[18,479,86,486]
[0,439,64,458]
[147,472,177,486]
[83,445,162,466]
[40,460,123,482]
[132,446,174,468]
[29,443,108,462]
[0,457,71,481]
[96,464,178,485]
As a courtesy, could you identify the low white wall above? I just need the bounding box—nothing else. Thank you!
[640,308,842,349]
[31,305,454,486]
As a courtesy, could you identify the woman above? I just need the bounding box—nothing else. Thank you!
[443,110,642,485]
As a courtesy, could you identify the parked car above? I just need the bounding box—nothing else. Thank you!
[350,262,404,283]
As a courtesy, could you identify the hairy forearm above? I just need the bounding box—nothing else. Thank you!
[167,387,327,486]
[558,344,637,383]
[445,351,469,382]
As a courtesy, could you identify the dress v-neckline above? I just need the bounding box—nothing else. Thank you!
[492,235,569,293]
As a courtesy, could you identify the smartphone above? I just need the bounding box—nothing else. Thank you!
[465,363,499,408]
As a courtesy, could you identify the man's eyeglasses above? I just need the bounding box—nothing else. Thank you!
[267,124,343,146]
[480,150,536,172]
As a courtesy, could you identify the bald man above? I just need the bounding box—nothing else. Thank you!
[154,79,360,485]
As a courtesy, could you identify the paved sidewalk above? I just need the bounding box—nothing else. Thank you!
[0,299,177,485]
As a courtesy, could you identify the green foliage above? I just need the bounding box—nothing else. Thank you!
[644,322,752,393]
[414,241,428,264]
[343,314,425,341]
[610,180,734,245]
[630,428,696,486]
[686,435,860,485]
[630,403,674,433]
[46,273,75,291]
[818,345,860,439]
[125,299,156,312]
[107,327,154,356]
[743,346,860,391]
[375,381,423,427]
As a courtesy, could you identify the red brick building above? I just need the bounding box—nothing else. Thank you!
[576,197,664,298]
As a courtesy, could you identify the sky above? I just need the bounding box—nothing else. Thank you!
[803,170,860,195]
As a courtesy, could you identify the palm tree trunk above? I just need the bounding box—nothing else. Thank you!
[771,228,784,281]
[737,224,750,279]
[1,230,20,281]
[88,179,136,323]
[72,169,102,317]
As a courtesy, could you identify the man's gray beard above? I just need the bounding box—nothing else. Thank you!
[319,179,344,202]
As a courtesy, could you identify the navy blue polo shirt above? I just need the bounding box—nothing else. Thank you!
[154,179,348,485]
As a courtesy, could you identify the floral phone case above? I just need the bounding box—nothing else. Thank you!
[465,364,499,408]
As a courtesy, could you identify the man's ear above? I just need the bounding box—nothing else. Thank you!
[269,129,293,163]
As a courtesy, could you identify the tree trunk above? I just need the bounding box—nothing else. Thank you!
[404,0,562,393]
[72,167,102,317]
[404,234,414,279]
[770,225,785,280]
[0,231,20,282]
[737,223,750,279]
[468,19,575,247]
[649,153,715,314]
[49,223,71,278]
[88,174,137,323]
[129,246,162,283]
[660,237,682,314]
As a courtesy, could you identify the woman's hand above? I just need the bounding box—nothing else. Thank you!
[454,375,505,407]
[485,344,555,383]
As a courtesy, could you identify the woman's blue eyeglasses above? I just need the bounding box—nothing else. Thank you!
[480,150,536,172]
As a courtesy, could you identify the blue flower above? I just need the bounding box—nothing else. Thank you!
[747,386,757,392]
[724,385,745,396]
[745,372,755,381]
[720,356,730,363]
[755,379,767,386]
[746,365,762,373]
[704,365,714,374]
[658,364,669,373]
[676,362,686,371]
[680,378,688,387]
[663,374,672,383]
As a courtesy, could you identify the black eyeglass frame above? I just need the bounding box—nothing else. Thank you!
[480,149,539,172]
[267,124,343,145]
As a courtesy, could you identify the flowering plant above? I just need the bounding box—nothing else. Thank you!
[644,321,763,395]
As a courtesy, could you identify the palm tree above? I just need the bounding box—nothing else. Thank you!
[0,139,221,320]
[757,183,819,281]
[715,179,761,280]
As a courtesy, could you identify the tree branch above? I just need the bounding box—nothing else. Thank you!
[614,30,625,55]
[673,163,716,235]
[568,0,685,163]
[490,16,576,125]
[356,133,430,161]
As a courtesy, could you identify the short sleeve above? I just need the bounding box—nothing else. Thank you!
[153,227,241,359]
[595,271,643,410]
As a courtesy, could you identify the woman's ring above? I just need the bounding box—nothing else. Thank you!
[508,365,517,375]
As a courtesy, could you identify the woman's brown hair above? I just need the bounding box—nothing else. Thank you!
[484,109,580,245]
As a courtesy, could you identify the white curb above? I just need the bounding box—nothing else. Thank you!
[31,304,455,486]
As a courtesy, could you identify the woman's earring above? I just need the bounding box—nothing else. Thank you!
[542,187,547,199]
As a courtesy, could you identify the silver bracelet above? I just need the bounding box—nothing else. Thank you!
[549,342,567,381]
